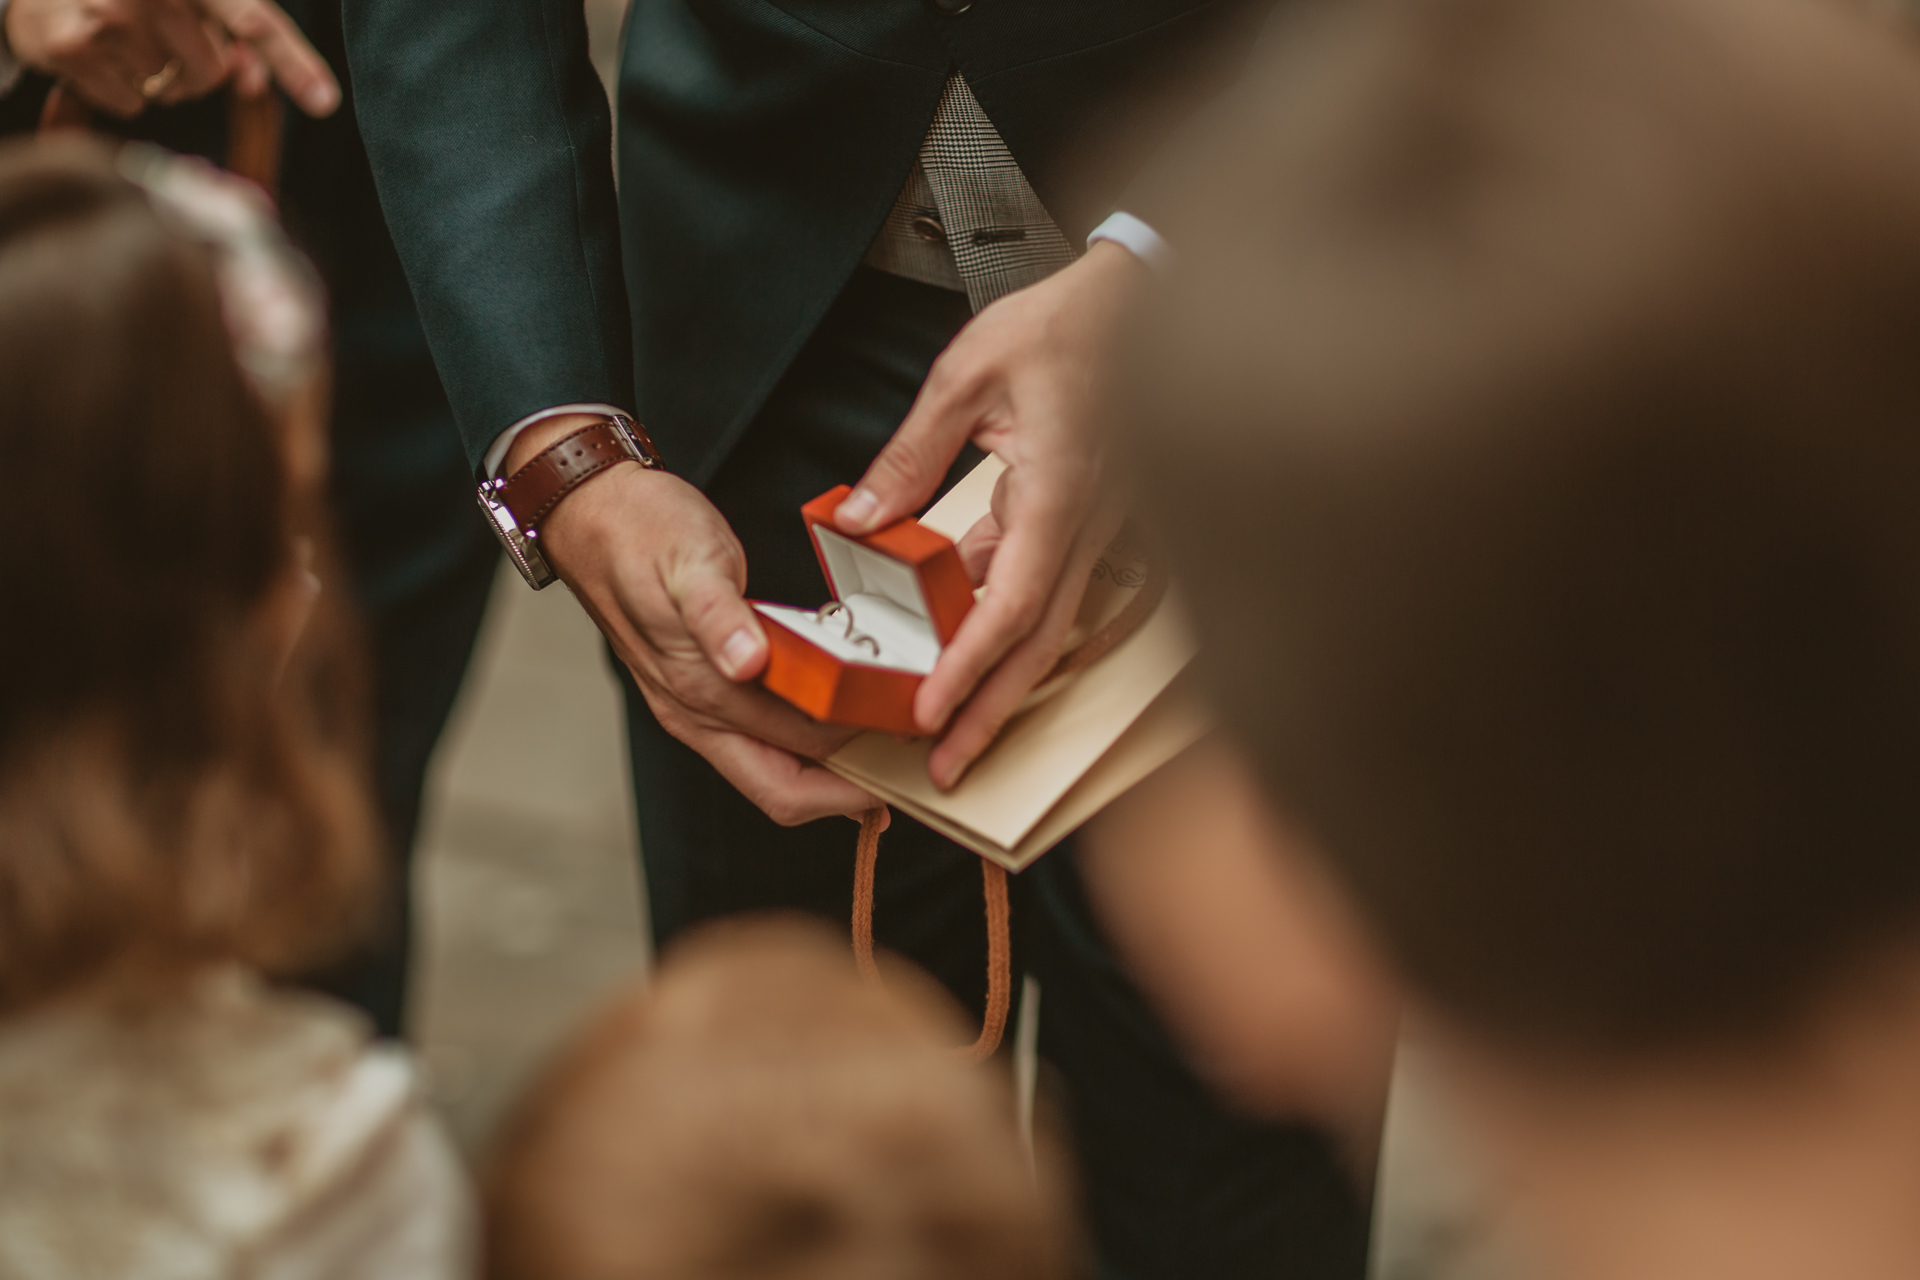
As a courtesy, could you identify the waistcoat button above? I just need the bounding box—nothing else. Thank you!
[930,0,972,14]
[911,214,946,243]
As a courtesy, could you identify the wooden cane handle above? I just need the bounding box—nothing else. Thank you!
[38,82,283,200]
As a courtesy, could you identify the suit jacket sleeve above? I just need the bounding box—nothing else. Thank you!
[341,0,632,471]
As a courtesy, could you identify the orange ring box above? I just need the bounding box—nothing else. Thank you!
[754,485,975,736]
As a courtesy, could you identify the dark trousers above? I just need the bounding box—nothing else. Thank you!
[319,398,501,1037]
[621,266,1371,1279]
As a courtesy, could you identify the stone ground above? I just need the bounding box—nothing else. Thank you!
[406,565,650,1156]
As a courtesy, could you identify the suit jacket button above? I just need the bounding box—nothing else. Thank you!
[911,214,946,243]
[930,0,972,14]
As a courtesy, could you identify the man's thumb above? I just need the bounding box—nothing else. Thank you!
[676,567,768,683]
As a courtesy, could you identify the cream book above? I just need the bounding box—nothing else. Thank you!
[825,456,1210,871]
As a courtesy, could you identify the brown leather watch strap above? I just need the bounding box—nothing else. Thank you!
[498,417,664,534]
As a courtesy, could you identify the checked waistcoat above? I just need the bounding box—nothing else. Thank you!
[865,75,1079,311]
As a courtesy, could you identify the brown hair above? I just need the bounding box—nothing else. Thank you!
[0,137,377,1012]
[1133,0,1920,1055]
[486,916,1078,1280]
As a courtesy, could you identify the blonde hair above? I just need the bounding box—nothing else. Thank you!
[486,917,1079,1280]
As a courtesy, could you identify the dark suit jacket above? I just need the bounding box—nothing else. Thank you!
[343,0,1266,483]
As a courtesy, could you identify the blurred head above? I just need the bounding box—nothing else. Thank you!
[1132,0,1920,1064]
[486,917,1077,1280]
[0,136,375,1013]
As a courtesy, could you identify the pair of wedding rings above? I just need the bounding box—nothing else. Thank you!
[816,602,880,657]
[141,59,182,101]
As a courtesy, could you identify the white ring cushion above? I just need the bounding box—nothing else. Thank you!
[753,526,944,674]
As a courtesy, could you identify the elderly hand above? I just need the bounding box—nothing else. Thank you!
[6,0,339,119]
[833,239,1144,789]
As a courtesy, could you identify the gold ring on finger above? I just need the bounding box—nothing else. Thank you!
[141,59,182,101]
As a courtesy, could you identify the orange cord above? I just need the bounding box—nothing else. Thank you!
[852,808,885,984]
[851,806,1013,1061]
[965,859,1013,1063]
[39,85,284,201]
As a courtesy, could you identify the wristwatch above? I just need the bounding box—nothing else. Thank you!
[476,413,665,589]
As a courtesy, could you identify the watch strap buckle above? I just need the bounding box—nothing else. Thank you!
[476,413,665,591]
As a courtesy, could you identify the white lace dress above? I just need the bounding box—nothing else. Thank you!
[0,969,474,1280]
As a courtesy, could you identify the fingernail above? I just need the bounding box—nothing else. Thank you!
[838,488,878,529]
[718,627,760,678]
[305,83,339,115]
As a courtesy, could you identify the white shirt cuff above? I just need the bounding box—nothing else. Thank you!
[1088,212,1172,274]
[484,403,630,478]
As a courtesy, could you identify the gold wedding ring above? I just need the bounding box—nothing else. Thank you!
[814,601,881,656]
[141,59,182,101]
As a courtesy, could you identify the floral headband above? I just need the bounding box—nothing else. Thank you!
[117,144,326,408]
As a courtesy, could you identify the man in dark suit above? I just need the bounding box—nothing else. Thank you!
[0,0,499,1039]
[343,3,1373,1273]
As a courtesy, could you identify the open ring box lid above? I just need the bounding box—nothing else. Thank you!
[754,485,975,735]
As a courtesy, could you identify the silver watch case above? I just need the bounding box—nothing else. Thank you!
[477,476,557,590]
[476,414,652,591]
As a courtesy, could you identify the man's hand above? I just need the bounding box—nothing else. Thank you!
[507,416,879,826]
[834,240,1145,789]
[6,0,339,119]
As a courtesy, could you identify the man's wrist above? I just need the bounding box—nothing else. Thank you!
[485,401,633,477]
[501,411,619,476]
[479,412,666,590]
[1083,236,1153,285]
